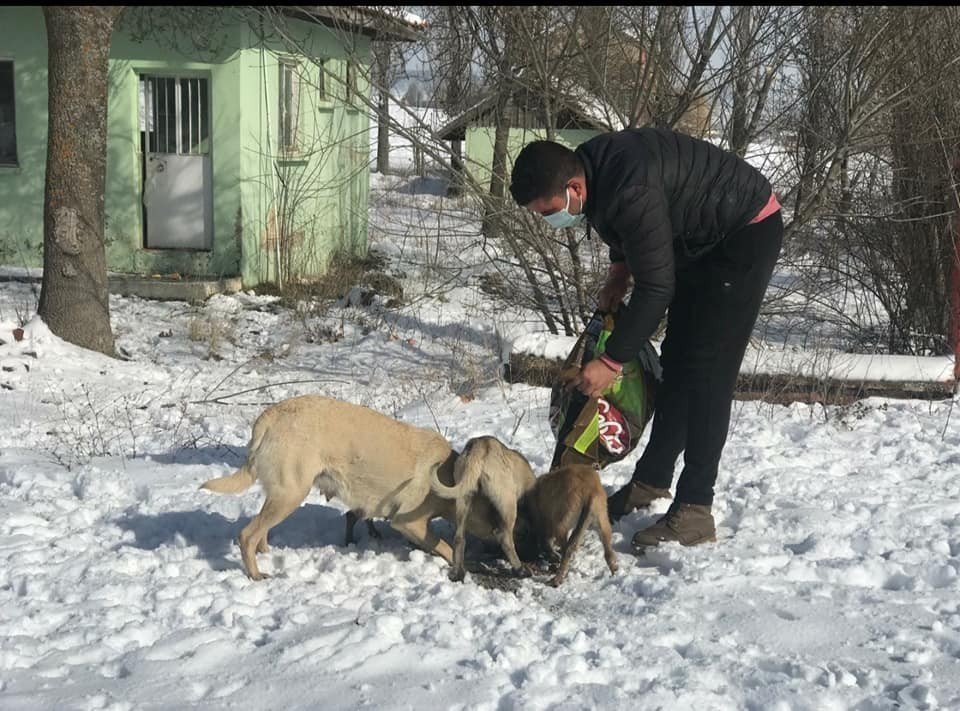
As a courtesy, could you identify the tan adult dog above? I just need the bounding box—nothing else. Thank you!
[429,436,537,582]
[201,395,463,580]
[522,464,618,586]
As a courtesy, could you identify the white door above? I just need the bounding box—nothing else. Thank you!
[140,75,213,250]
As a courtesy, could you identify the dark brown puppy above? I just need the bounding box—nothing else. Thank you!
[523,464,618,586]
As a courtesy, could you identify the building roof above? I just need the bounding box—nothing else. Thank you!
[281,6,427,42]
[436,86,619,141]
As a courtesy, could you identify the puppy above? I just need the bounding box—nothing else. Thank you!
[201,395,461,580]
[522,464,618,586]
[429,436,537,582]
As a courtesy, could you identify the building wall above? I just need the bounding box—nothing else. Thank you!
[105,23,245,279]
[0,8,372,287]
[463,127,599,193]
[236,20,370,287]
[0,7,48,268]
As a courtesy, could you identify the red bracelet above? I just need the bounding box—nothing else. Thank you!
[598,353,623,373]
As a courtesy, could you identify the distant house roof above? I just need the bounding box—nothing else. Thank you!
[436,86,623,141]
[281,6,427,42]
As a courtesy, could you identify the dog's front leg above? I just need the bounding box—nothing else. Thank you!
[550,505,592,587]
[543,537,563,569]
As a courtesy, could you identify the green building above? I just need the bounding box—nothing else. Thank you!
[437,87,607,191]
[0,6,422,288]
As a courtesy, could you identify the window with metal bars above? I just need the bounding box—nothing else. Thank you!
[139,75,210,155]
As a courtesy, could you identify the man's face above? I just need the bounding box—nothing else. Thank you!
[524,177,587,219]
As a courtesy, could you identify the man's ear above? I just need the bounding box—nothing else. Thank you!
[569,176,587,203]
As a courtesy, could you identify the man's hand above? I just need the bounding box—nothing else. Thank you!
[597,264,631,312]
[574,359,620,398]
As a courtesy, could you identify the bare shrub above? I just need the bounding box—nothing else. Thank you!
[187,315,236,361]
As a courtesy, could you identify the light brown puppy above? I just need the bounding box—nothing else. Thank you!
[429,436,537,582]
[522,464,619,587]
[201,395,463,580]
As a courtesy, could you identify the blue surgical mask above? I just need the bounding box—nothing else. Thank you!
[542,188,585,230]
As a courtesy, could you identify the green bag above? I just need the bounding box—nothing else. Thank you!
[548,307,660,469]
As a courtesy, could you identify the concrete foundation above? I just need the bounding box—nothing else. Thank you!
[0,271,244,302]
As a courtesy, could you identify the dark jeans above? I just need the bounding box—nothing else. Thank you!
[632,211,783,506]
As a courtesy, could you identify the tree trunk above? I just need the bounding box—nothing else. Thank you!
[39,6,123,357]
[482,89,512,240]
[795,6,829,224]
[374,42,390,175]
[448,138,464,197]
[726,8,753,157]
[489,92,511,201]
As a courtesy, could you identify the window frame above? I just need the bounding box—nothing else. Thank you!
[0,59,18,167]
[345,60,357,105]
[278,57,301,155]
[317,58,327,102]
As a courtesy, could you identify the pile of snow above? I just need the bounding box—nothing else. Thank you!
[2,315,108,363]
[743,344,954,383]
[508,332,579,363]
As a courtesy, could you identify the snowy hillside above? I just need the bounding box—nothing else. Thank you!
[2,144,960,708]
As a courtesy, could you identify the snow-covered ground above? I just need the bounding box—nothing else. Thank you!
[3,157,960,710]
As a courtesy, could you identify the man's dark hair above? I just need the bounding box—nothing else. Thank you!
[509,140,583,206]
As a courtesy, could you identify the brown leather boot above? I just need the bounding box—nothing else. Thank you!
[607,481,673,521]
[631,502,716,551]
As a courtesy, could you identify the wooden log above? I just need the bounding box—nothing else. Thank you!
[505,352,955,405]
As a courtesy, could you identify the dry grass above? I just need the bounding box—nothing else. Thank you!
[252,248,402,307]
[187,315,236,361]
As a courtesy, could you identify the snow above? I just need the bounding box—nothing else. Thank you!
[400,11,427,30]
[509,332,579,363]
[512,333,955,384]
[3,159,960,710]
[371,7,427,30]
[743,345,954,383]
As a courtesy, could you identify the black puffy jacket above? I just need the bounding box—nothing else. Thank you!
[575,128,772,363]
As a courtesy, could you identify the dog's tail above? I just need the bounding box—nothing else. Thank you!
[429,445,480,500]
[200,464,255,494]
[200,416,269,494]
